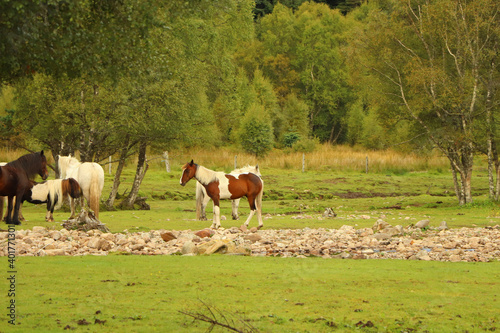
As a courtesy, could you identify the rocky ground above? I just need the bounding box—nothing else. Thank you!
[1,218,499,262]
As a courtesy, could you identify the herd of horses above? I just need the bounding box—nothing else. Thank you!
[0,152,104,225]
[0,152,263,229]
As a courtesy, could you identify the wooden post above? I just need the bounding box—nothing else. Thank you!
[234,155,237,170]
[108,156,112,174]
[163,151,170,172]
[302,153,305,172]
[366,156,368,174]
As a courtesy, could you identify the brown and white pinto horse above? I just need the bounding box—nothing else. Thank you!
[24,178,82,222]
[196,165,261,221]
[0,151,49,225]
[180,160,264,229]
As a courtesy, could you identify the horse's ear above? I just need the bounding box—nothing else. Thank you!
[69,154,72,158]
[189,159,194,165]
[40,150,44,156]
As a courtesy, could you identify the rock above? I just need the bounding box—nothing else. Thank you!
[244,233,262,243]
[239,224,248,232]
[438,221,448,230]
[372,233,391,240]
[416,250,431,261]
[415,219,430,229]
[373,220,391,231]
[32,226,47,234]
[45,249,65,256]
[49,231,62,241]
[198,239,233,255]
[195,229,213,238]
[182,241,198,255]
[323,208,337,218]
[161,232,177,242]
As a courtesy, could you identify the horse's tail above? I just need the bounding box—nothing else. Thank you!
[256,178,264,217]
[49,180,63,210]
[67,178,82,199]
[195,181,204,220]
[89,165,104,219]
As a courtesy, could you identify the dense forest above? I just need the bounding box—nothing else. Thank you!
[0,0,499,205]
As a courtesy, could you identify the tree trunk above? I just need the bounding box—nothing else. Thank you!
[105,137,132,210]
[450,161,464,205]
[120,141,148,209]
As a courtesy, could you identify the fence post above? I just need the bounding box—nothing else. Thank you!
[302,153,305,172]
[366,156,369,174]
[163,151,170,172]
[234,155,237,170]
[108,156,112,174]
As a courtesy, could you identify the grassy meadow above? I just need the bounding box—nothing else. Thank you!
[1,145,500,332]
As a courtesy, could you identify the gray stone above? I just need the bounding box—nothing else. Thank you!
[415,219,430,229]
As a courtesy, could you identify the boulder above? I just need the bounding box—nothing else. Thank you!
[181,241,198,255]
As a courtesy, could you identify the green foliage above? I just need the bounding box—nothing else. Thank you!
[238,103,274,157]
[291,136,319,153]
[283,132,300,148]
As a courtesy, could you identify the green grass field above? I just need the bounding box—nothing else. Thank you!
[3,256,499,332]
[1,153,500,332]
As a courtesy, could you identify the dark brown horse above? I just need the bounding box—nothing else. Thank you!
[0,151,49,225]
[180,160,264,229]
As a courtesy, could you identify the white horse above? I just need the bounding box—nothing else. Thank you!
[57,155,104,219]
[196,165,261,221]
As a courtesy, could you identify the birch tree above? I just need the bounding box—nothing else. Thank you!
[348,0,499,204]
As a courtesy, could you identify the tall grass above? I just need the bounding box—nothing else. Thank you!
[0,144,450,174]
[167,144,450,173]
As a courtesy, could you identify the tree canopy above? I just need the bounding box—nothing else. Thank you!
[1,0,499,206]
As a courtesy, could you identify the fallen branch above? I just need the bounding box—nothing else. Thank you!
[179,299,258,333]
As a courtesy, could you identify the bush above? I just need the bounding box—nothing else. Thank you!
[292,137,319,153]
[283,132,301,148]
[239,104,274,157]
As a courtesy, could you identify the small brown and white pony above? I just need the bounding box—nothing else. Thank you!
[181,160,264,229]
[196,165,261,221]
[24,178,82,222]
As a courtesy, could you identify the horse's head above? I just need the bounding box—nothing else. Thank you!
[39,151,49,180]
[180,160,197,186]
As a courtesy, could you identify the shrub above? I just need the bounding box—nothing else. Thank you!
[238,104,274,157]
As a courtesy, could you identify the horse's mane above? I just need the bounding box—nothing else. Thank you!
[58,155,80,178]
[195,165,225,185]
[7,152,45,179]
[230,165,261,177]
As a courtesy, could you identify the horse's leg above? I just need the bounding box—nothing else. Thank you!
[211,197,221,229]
[5,197,13,224]
[11,192,22,225]
[201,194,210,221]
[231,198,240,220]
[69,197,76,219]
[45,201,54,222]
[0,196,6,222]
[18,204,25,221]
[243,195,257,227]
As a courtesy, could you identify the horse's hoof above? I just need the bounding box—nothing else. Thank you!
[257,225,263,230]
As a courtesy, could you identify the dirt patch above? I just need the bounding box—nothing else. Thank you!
[323,177,348,184]
[333,191,420,199]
